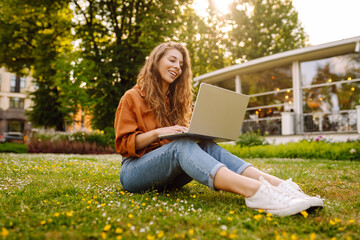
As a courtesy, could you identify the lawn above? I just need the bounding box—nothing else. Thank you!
[0,153,359,239]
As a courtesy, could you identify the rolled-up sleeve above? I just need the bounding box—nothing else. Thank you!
[114,87,172,158]
[114,92,145,157]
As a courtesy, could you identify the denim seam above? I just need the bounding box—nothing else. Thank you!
[235,163,253,175]
[209,163,226,190]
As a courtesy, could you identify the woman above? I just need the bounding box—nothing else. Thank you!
[114,42,323,217]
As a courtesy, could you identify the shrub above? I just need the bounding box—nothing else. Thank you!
[222,140,360,160]
[0,143,28,153]
[236,131,268,147]
[27,130,116,154]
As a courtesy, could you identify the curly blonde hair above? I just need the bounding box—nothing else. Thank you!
[137,42,193,127]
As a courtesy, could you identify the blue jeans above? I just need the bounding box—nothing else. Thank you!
[120,138,252,192]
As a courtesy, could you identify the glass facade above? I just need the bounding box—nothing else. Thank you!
[239,52,360,135]
[301,53,360,133]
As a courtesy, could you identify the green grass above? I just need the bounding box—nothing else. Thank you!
[0,154,359,239]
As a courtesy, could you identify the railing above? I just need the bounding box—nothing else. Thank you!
[241,109,358,136]
[302,110,357,133]
[242,116,281,135]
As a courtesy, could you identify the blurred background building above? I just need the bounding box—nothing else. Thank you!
[195,36,360,143]
[0,67,34,134]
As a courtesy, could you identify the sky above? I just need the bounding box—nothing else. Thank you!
[193,0,360,45]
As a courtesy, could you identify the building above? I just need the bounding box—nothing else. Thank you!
[0,67,93,135]
[194,36,360,143]
[0,67,34,134]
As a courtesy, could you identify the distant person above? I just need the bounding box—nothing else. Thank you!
[114,42,323,217]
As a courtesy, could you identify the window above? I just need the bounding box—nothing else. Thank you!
[10,75,26,92]
[301,53,360,112]
[10,76,16,92]
[20,77,26,89]
[9,97,24,109]
[7,121,24,132]
[300,53,360,87]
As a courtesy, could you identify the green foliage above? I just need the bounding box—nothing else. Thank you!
[222,140,360,160]
[0,0,73,130]
[228,0,306,62]
[0,143,28,153]
[0,0,306,131]
[236,131,269,147]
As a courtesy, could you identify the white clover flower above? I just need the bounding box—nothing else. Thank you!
[350,148,356,154]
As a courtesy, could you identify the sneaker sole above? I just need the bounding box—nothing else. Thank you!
[265,202,311,217]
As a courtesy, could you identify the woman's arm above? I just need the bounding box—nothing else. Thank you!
[135,125,188,151]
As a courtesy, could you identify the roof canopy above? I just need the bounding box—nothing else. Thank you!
[194,36,360,84]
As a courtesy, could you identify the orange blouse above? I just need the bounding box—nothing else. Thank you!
[114,85,172,158]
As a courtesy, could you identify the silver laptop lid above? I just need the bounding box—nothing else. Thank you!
[188,83,249,141]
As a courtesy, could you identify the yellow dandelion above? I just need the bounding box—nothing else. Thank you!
[103,224,111,232]
[40,220,46,225]
[258,209,264,213]
[266,216,273,221]
[220,230,227,237]
[291,234,298,240]
[229,233,237,239]
[158,209,163,213]
[1,228,9,237]
[128,213,134,218]
[301,211,308,218]
[309,233,316,240]
[157,230,164,238]
[115,228,123,234]
[142,203,146,206]
[227,217,233,221]
[54,212,60,217]
[43,200,47,203]
[348,219,355,224]
[266,213,272,217]
[116,236,122,240]
[147,234,155,240]
[329,218,341,225]
[188,229,194,235]
[229,210,235,214]
[66,211,73,217]
[253,214,262,221]
[101,232,107,239]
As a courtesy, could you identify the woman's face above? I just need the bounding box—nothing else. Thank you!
[158,48,183,92]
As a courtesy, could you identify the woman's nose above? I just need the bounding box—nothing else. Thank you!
[174,61,181,69]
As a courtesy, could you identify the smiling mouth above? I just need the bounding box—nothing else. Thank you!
[169,70,177,77]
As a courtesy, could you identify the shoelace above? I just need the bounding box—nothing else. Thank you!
[259,176,295,205]
[283,179,307,197]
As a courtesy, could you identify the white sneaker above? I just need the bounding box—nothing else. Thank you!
[276,178,324,208]
[245,177,311,217]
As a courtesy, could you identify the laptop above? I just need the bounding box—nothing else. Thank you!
[158,83,250,141]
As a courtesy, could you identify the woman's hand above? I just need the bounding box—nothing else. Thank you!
[154,125,188,136]
[135,125,188,151]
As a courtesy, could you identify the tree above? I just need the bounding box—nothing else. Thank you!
[70,0,192,130]
[0,0,73,130]
[227,0,306,63]
[177,1,232,78]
